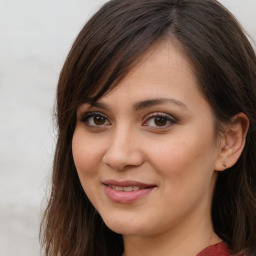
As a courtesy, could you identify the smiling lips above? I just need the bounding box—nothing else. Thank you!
[103,180,156,203]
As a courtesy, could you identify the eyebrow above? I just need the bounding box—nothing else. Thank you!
[87,100,109,110]
[84,98,187,111]
[133,98,187,111]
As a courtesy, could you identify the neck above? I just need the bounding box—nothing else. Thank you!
[122,211,221,256]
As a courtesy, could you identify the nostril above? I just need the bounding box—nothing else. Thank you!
[102,147,144,171]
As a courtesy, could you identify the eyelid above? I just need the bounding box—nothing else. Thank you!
[144,112,177,121]
[80,111,106,120]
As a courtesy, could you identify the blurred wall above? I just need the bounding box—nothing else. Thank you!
[0,1,255,255]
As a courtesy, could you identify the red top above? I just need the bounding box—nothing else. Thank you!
[196,242,246,256]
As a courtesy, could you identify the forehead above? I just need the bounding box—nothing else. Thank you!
[127,39,195,81]
[99,39,199,100]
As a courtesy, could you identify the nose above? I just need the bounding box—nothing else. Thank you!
[102,126,144,171]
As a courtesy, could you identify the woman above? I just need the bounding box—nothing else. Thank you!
[40,0,256,255]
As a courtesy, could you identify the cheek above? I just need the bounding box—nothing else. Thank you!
[72,129,103,180]
[147,129,217,187]
[72,129,105,210]
[146,134,217,220]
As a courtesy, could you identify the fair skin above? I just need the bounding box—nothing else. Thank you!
[72,39,248,256]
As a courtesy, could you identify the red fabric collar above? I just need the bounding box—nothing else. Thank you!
[196,242,231,256]
[196,242,246,256]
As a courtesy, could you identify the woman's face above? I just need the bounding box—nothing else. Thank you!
[72,40,222,238]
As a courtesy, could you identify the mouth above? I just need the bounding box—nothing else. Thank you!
[105,184,146,192]
[102,180,156,203]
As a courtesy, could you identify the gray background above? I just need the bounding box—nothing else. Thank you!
[0,1,255,255]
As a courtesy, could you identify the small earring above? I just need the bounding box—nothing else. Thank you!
[222,162,227,168]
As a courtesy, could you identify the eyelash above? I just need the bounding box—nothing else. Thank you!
[80,112,177,129]
[81,112,111,128]
[142,113,177,128]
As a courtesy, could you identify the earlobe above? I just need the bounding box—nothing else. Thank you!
[215,113,249,171]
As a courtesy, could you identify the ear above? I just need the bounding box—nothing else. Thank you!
[215,113,249,171]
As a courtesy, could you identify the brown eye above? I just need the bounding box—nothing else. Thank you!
[94,115,106,125]
[154,116,168,126]
[82,112,111,127]
[142,113,177,128]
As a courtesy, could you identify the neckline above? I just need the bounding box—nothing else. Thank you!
[196,241,231,256]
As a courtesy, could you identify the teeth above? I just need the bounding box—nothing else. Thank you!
[124,186,132,192]
[115,186,124,191]
[109,185,141,191]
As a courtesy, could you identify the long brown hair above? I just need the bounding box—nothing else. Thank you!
[40,0,256,255]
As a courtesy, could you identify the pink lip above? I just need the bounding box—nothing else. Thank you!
[103,179,155,187]
[102,180,156,203]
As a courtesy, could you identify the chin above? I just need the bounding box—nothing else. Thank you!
[102,215,150,236]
